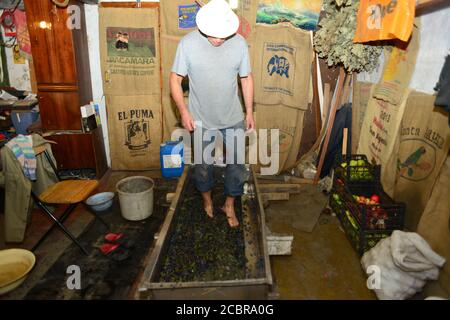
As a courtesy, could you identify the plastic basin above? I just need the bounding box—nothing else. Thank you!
[0,249,36,295]
[85,192,115,211]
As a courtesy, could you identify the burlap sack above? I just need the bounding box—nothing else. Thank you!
[99,7,160,96]
[236,0,257,39]
[372,24,420,106]
[161,0,200,37]
[253,24,312,110]
[353,81,374,134]
[161,34,183,141]
[357,87,410,165]
[417,155,450,295]
[394,92,450,231]
[106,94,162,170]
[255,104,305,174]
[381,129,400,198]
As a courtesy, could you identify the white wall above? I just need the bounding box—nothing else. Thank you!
[358,7,450,94]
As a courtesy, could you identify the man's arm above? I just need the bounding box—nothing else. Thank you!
[170,72,195,131]
[240,73,255,130]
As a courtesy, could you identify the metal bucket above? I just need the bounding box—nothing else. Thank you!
[116,176,154,221]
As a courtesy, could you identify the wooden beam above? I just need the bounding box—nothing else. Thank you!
[258,183,301,194]
[342,127,348,156]
[312,51,322,138]
[416,0,450,16]
[284,176,314,184]
[351,74,360,154]
[314,67,346,184]
[100,1,159,8]
[261,192,290,201]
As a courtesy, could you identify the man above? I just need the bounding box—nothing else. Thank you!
[170,0,254,227]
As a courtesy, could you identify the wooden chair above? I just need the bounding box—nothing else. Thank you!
[31,144,108,255]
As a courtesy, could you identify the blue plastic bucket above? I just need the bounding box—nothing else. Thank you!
[11,111,39,134]
[160,141,184,178]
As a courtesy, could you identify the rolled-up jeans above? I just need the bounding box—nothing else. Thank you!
[193,121,247,197]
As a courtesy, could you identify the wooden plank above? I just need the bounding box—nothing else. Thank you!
[100,2,159,8]
[342,127,348,156]
[257,174,314,185]
[312,51,322,138]
[285,176,314,185]
[322,83,331,125]
[314,68,346,184]
[340,73,353,107]
[258,183,301,194]
[261,193,290,201]
[351,74,359,154]
[416,0,450,16]
[133,168,189,298]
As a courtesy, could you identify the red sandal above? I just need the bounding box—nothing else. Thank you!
[99,242,130,261]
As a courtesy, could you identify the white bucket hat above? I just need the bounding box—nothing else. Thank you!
[196,0,239,39]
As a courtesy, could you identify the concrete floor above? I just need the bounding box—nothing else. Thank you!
[265,185,376,300]
[0,171,377,300]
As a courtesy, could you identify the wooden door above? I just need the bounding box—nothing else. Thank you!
[25,0,77,85]
[38,90,81,130]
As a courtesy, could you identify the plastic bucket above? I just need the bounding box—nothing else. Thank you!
[116,176,154,221]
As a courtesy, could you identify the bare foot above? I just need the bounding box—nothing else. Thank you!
[204,203,213,218]
[221,205,239,228]
[201,191,214,218]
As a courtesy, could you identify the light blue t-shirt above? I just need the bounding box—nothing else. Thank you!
[171,31,251,129]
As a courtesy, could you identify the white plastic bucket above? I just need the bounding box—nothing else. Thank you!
[116,176,154,221]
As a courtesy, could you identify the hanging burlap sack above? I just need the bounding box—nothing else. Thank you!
[161,0,201,37]
[417,155,450,295]
[353,81,374,135]
[253,24,312,110]
[106,94,162,170]
[357,87,410,165]
[393,92,450,230]
[235,0,257,38]
[255,104,305,174]
[160,34,184,141]
[372,24,420,106]
[99,7,161,96]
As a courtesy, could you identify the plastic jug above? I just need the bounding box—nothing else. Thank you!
[160,141,184,178]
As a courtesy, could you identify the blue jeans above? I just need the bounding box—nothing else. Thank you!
[193,121,247,197]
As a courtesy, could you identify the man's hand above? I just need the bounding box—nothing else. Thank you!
[181,110,196,132]
[246,113,255,131]
[170,72,195,131]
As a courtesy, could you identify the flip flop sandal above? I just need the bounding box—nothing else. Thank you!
[104,232,136,249]
[99,243,130,262]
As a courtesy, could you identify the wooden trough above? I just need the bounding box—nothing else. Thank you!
[136,166,273,299]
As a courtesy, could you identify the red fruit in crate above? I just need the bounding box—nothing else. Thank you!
[370,194,380,203]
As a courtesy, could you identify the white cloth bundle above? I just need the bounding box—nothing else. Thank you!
[361,230,446,300]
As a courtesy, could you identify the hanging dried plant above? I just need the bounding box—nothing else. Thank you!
[314,0,384,73]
